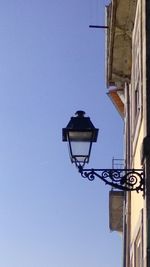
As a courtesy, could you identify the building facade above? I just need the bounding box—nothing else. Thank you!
[106,0,150,266]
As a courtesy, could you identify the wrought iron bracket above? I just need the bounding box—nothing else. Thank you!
[78,166,145,193]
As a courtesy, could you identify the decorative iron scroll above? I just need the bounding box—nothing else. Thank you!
[78,167,144,192]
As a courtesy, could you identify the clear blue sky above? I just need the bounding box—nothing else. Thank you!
[0,0,123,266]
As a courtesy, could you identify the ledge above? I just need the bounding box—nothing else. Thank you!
[106,0,137,88]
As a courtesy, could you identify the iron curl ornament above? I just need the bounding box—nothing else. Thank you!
[77,165,144,193]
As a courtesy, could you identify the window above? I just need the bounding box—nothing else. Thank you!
[131,0,143,151]
[130,210,143,267]
[135,230,142,267]
[132,24,141,122]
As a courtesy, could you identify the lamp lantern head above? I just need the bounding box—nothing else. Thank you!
[62,111,99,167]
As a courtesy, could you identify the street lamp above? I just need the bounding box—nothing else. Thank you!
[62,111,145,193]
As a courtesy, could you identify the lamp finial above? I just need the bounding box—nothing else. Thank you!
[75,110,85,117]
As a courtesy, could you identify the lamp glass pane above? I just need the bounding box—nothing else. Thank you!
[69,140,91,163]
[70,141,90,156]
[68,131,93,141]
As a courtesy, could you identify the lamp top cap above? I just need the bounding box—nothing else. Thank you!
[75,110,85,117]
